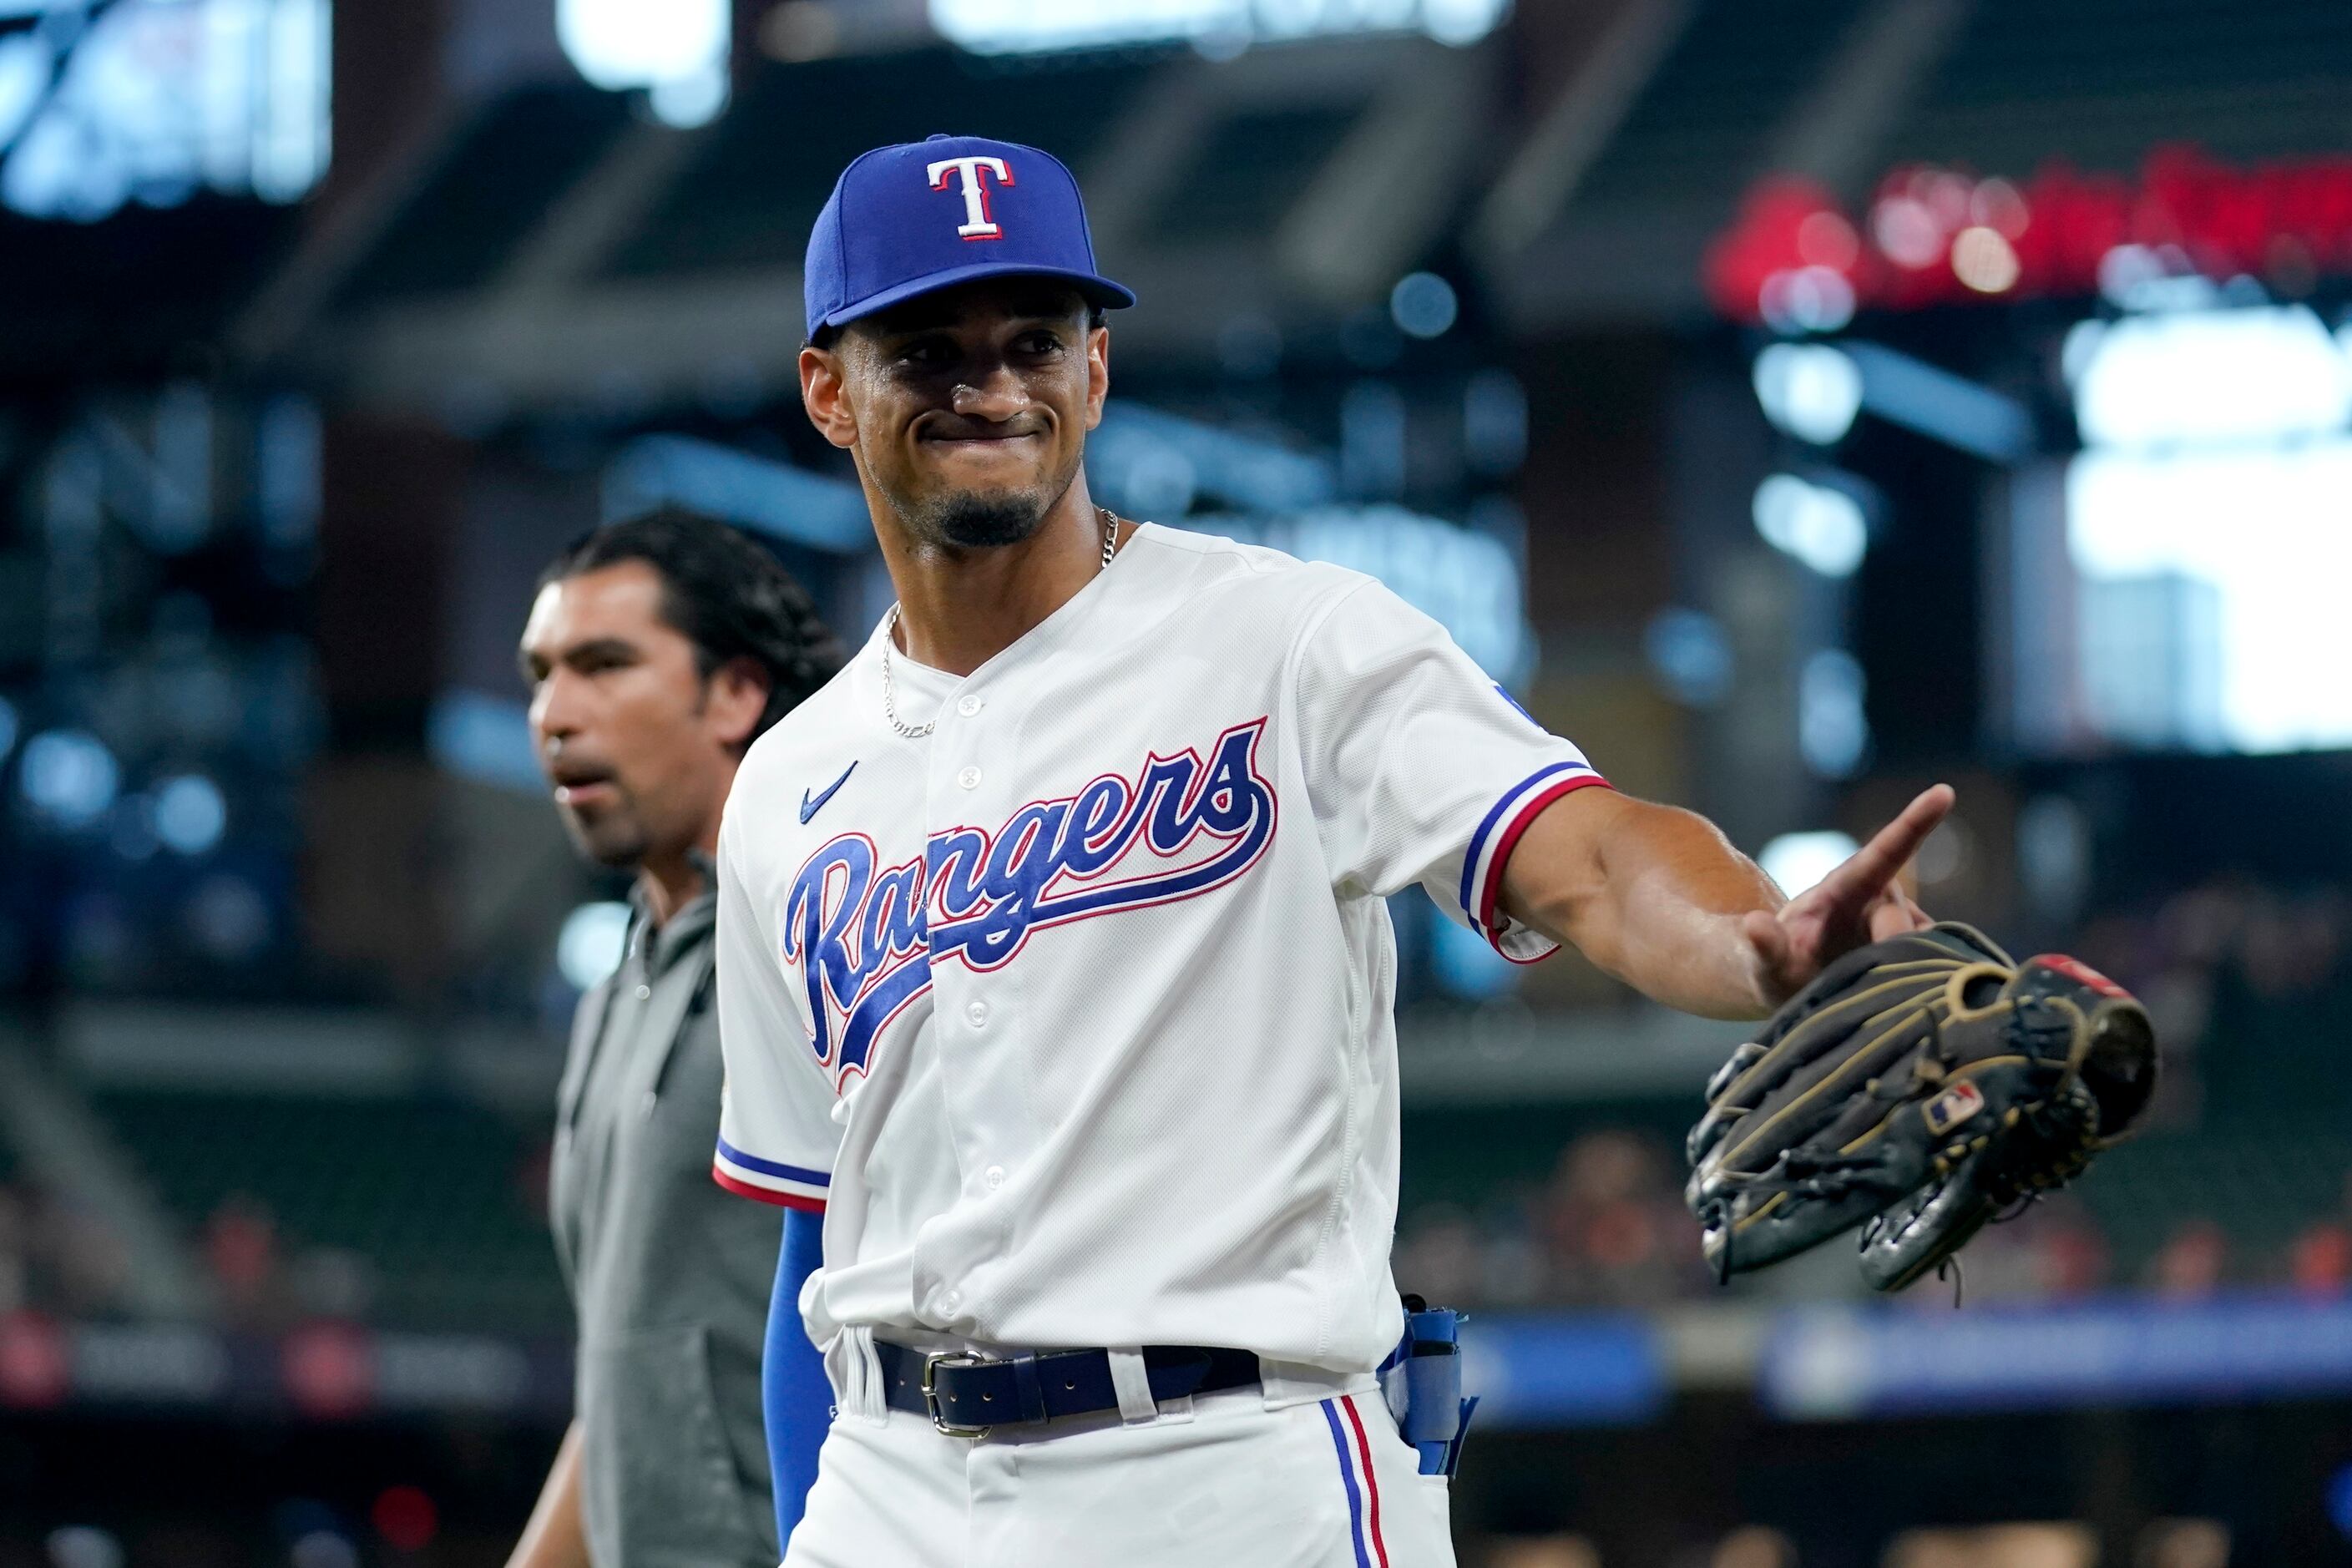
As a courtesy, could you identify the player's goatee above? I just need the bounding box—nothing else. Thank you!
[933,495,1048,549]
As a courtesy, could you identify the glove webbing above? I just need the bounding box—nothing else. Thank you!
[1702,981,1967,1281]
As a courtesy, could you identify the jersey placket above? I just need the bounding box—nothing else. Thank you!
[918,663,1039,1329]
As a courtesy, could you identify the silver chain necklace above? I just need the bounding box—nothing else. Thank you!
[881,508,1121,740]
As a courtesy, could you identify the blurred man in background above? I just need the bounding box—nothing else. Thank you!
[506,508,845,1568]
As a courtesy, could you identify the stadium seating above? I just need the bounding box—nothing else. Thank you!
[94,1090,568,1332]
[2076,1126,2352,1278]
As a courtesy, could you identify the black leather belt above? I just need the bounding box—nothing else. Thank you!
[876,1340,1262,1437]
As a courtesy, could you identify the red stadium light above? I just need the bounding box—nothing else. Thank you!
[371,1486,439,1553]
[1706,146,2352,323]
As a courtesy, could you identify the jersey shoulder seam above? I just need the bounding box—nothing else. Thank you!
[1287,572,1387,654]
[1138,524,1362,584]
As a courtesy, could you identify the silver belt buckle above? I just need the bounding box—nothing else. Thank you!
[920,1351,996,1439]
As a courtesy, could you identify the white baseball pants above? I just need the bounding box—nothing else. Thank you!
[783,1358,1456,1568]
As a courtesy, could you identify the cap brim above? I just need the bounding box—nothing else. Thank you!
[820,260,1136,331]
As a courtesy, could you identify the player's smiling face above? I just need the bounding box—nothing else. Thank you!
[802,278,1109,550]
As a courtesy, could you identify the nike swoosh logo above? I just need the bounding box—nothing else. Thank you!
[800,762,856,825]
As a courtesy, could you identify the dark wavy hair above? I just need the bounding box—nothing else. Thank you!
[537,508,848,744]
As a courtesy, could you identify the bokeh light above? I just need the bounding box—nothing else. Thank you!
[369,1486,438,1553]
[43,1528,123,1568]
[154,774,228,857]
[1390,272,1459,339]
[1758,832,1860,898]
[20,730,119,827]
[1950,225,2021,292]
[1753,342,1863,445]
[1752,473,1868,577]
[558,902,632,990]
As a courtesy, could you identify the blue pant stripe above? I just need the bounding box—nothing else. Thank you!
[1320,1397,1372,1568]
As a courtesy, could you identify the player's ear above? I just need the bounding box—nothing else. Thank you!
[1083,322,1110,432]
[800,343,857,450]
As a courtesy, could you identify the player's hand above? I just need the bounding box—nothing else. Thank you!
[1740,784,1954,1008]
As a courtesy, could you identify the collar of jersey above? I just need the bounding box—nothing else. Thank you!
[857,521,1160,716]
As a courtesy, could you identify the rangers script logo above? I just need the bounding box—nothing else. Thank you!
[783,719,1277,1085]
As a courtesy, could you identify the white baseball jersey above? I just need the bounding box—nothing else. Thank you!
[712,523,1606,1374]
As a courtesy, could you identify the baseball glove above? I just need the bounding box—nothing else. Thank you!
[1684,923,2157,1292]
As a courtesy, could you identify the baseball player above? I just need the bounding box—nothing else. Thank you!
[716,134,1951,1566]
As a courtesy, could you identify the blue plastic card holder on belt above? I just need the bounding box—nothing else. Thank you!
[1377,1297,1479,1478]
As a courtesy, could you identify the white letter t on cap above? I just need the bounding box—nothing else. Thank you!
[926,155,1015,239]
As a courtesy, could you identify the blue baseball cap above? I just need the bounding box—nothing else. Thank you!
[804,133,1136,341]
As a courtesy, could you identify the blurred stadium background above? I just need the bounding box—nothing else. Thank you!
[4,0,2352,1562]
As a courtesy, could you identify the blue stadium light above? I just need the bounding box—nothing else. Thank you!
[1757,266,1854,336]
[1798,650,1869,779]
[2329,1463,2352,1540]
[427,690,544,795]
[154,774,228,857]
[1390,272,1459,340]
[1758,832,1859,899]
[1837,341,2031,463]
[19,728,118,828]
[1752,473,1867,578]
[559,902,633,991]
[2063,308,2352,754]
[1642,608,1732,708]
[1429,913,1515,999]
[929,0,1511,56]
[559,0,730,128]
[0,0,329,221]
[2068,304,2352,449]
[1752,343,1862,446]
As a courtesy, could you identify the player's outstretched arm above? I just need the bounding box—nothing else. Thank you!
[1495,784,1953,1020]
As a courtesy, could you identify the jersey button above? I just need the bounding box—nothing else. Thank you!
[984,1164,1006,1191]
[957,695,984,717]
[965,999,989,1028]
[957,765,982,789]
[942,1290,963,1313]
[634,983,651,1001]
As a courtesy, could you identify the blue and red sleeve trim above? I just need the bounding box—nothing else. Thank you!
[712,1137,830,1211]
[1459,761,1612,963]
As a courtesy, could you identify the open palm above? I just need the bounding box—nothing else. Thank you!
[1743,784,1955,1008]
